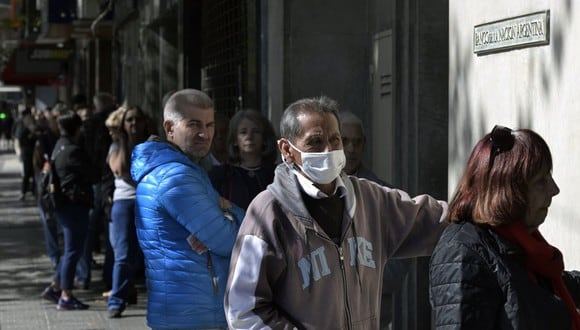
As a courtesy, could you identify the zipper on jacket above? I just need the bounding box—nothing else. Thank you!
[206,254,219,295]
[338,246,353,329]
[313,231,354,329]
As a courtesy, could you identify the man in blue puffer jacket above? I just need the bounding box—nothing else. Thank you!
[131,89,244,329]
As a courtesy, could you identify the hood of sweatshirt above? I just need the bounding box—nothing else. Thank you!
[267,163,356,229]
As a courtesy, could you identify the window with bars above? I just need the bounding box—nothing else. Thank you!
[201,0,258,118]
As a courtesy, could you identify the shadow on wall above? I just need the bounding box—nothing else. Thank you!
[521,3,571,125]
[526,0,571,114]
[448,18,479,171]
[449,1,573,178]
[549,0,572,77]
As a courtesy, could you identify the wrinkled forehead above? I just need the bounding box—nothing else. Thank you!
[296,109,339,131]
[181,106,214,120]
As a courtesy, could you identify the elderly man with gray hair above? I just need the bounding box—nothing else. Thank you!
[339,110,392,186]
[339,110,411,329]
[225,96,446,329]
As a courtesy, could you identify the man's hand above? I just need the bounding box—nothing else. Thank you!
[220,197,234,221]
[186,234,208,254]
[219,197,232,210]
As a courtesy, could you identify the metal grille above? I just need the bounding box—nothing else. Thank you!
[201,0,248,117]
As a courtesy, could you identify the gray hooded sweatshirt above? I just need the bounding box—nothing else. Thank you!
[225,163,448,329]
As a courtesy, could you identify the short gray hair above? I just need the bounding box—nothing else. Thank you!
[338,111,365,137]
[163,89,214,123]
[280,96,340,142]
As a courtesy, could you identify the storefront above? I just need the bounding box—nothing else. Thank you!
[1,43,73,108]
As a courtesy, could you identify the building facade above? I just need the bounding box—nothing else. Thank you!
[450,0,580,270]
[9,0,580,326]
[110,1,450,327]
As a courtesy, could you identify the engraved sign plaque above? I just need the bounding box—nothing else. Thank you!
[473,11,550,55]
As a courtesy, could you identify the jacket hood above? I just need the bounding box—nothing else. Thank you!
[267,163,310,220]
[267,163,356,222]
[131,136,194,183]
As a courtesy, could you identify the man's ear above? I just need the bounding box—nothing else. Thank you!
[163,120,174,141]
[278,138,294,163]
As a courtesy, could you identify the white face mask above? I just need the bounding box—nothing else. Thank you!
[286,140,346,184]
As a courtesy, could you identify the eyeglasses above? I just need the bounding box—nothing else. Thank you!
[489,125,515,168]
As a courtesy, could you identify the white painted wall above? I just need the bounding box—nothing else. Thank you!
[449,0,580,269]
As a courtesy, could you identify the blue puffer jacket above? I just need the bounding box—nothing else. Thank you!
[131,139,244,330]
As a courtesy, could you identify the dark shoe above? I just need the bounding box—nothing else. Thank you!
[41,286,61,304]
[108,307,124,318]
[56,296,89,310]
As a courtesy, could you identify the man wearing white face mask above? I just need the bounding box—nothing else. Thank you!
[224,96,448,329]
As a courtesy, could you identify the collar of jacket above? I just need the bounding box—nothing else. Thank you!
[480,223,526,259]
[268,163,356,227]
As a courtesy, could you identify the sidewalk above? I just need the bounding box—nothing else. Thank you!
[0,151,149,330]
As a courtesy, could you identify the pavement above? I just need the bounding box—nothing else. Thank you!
[0,150,150,330]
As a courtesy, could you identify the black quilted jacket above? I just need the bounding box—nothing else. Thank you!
[429,221,580,330]
[52,136,94,207]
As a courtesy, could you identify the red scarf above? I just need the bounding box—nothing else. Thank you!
[494,222,580,330]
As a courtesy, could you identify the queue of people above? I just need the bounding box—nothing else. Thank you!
[35,94,150,315]
[27,88,580,329]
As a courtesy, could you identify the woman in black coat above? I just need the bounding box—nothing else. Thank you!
[209,109,278,210]
[430,125,580,329]
[41,111,93,310]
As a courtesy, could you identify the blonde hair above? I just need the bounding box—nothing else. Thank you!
[105,107,127,129]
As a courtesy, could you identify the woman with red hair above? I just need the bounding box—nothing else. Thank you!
[430,125,580,329]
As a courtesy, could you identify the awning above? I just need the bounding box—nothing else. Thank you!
[1,43,73,86]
